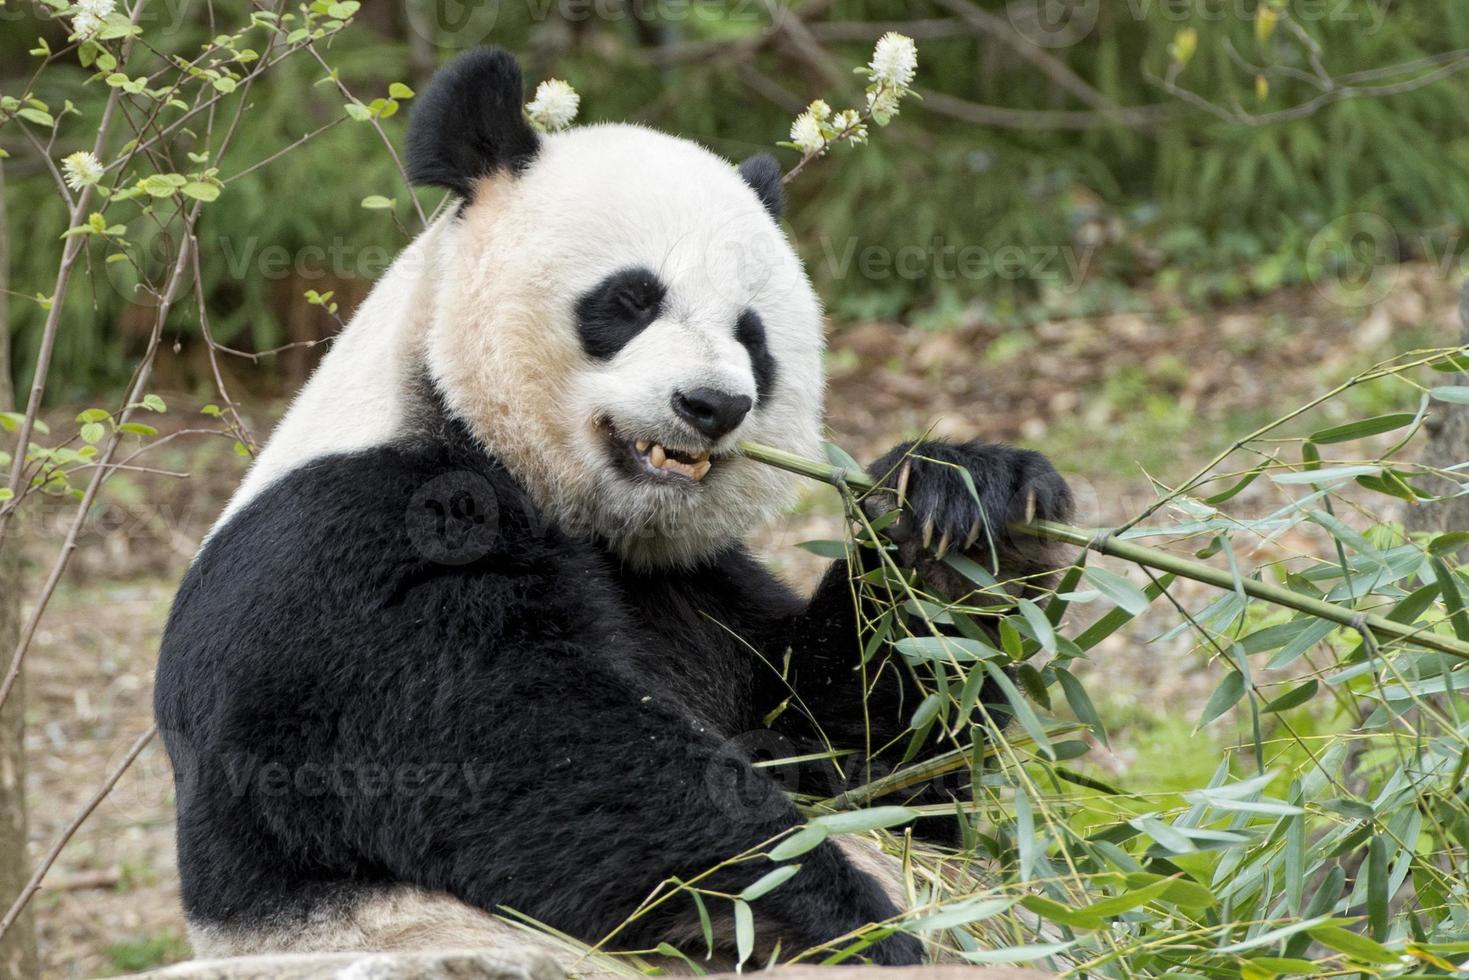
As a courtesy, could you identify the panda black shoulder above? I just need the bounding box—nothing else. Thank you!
[406,47,541,200]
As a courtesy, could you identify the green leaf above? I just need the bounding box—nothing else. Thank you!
[141,394,166,413]
[76,408,110,423]
[1262,679,1317,713]
[1308,926,1400,964]
[653,943,706,975]
[1055,667,1107,746]
[769,825,827,861]
[116,422,157,437]
[1198,671,1246,727]
[1016,598,1055,654]
[1020,895,1103,930]
[1075,574,1174,650]
[181,181,221,202]
[1084,567,1150,615]
[1431,557,1469,641]
[1204,464,1266,505]
[893,635,998,664]
[909,692,942,730]
[809,806,917,834]
[1271,465,1381,485]
[733,899,753,969]
[796,539,847,560]
[17,106,54,126]
[1429,351,1469,372]
[1309,413,1417,444]
[907,895,1015,932]
[740,864,800,901]
[1367,834,1389,939]
[1123,871,1217,909]
[1074,876,1176,920]
[327,1,360,16]
[1428,531,1469,556]
[360,195,395,210]
[960,942,1074,964]
[983,661,1053,759]
[388,81,415,99]
[1247,958,1323,976]
[344,102,371,122]
[1429,385,1469,404]
[1215,916,1333,954]
[79,422,105,445]
[140,174,185,197]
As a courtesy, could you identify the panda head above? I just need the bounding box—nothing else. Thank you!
[407,49,825,568]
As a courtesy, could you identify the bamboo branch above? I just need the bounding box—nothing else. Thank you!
[736,440,1469,662]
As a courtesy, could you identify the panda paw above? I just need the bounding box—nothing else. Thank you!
[866,930,925,966]
[862,440,1072,575]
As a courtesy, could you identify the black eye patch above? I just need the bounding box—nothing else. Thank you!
[736,309,777,401]
[576,267,667,360]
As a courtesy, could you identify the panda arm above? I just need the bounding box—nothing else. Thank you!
[344,645,921,964]
[751,441,1072,816]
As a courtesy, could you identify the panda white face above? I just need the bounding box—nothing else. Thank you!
[423,123,826,567]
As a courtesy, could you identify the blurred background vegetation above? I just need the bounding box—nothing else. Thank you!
[7,0,1469,401]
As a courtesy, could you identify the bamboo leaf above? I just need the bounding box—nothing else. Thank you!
[769,825,827,861]
[1056,667,1108,746]
[1198,671,1246,728]
[740,864,801,901]
[809,806,917,834]
[734,900,754,969]
[1308,926,1400,964]
[1017,598,1056,654]
[1075,574,1175,650]
[1429,385,1469,404]
[983,661,1053,759]
[1084,566,1150,615]
[1309,413,1416,444]
[1263,679,1317,713]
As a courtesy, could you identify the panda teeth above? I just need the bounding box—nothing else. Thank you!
[635,441,712,481]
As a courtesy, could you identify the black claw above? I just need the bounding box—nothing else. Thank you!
[867,440,1072,571]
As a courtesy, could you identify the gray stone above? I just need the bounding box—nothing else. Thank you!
[115,949,565,980]
[118,951,1051,980]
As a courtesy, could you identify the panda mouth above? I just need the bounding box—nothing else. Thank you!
[598,420,714,483]
[629,439,712,482]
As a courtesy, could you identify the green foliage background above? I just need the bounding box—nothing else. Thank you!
[5,1,1469,394]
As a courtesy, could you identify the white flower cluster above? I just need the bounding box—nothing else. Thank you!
[868,31,918,89]
[785,33,917,160]
[71,0,116,40]
[864,32,918,126]
[62,150,104,191]
[524,79,580,133]
[788,100,867,156]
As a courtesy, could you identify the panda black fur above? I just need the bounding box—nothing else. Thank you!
[155,48,1071,967]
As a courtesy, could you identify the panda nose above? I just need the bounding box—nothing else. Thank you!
[672,388,752,441]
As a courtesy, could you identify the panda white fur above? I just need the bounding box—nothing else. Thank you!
[156,48,1071,969]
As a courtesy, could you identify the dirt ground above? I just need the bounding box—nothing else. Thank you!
[17,263,1465,977]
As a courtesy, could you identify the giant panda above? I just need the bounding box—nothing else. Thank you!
[154,47,1072,969]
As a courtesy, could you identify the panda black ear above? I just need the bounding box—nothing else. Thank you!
[738,154,784,220]
[406,47,541,201]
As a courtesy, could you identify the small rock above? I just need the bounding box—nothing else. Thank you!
[116,949,564,980]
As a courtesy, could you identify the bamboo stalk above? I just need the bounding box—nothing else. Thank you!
[737,440,1469,661]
